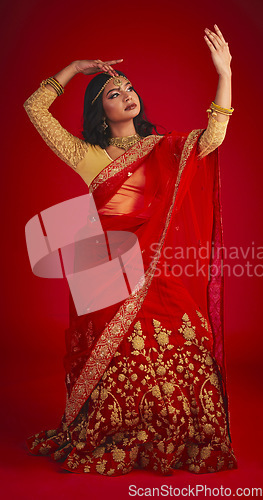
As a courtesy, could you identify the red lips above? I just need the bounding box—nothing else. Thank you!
[125,103,137,111]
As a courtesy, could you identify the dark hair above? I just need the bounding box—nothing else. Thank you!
[82,71,159,148]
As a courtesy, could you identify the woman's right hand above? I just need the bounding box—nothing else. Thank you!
[47,59,124,92]
[74,59,123,77]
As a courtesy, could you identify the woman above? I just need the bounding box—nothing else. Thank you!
[24,25,238,475]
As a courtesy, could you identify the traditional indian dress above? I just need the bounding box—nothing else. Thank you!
[23,86,238,475]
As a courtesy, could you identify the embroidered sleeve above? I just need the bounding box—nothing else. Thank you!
[23,86,89,168]
[198,114,229,159]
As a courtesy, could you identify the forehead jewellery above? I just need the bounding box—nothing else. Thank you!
[91,74,131,105]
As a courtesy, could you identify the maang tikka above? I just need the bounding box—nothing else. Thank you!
[91,75,130,105]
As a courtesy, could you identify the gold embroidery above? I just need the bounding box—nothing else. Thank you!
[76,442,85,450]
[23,87,89,168]
[112,447,126,462]
[46,429,57,438]
[179,313,197,341]
[204,423,214,435]
[162,382,175,396]
[152,385,162,399]
[39,444,52,455]
[41,354,235,475]
[156,366,166,376]
[196,310,211,332]
[198,115,228,160]
[137,430,148,442]
[132,336,145,351]
[187,443,199,459]
[89,135,162,192]
[67,453,80,470]
[92,446,105,458]
[205,355,213,366]
[95,460,107,473]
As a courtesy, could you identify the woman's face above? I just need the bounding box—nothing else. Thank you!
[102,77,140,125]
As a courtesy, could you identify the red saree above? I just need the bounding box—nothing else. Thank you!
[27,129,238,475]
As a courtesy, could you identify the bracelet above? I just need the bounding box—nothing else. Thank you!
[206,101,234,118]
[207,109,231,117]
[40,77,64,96]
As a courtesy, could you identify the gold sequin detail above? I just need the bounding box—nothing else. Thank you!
[23,87,89,168]
[198,115,228,159]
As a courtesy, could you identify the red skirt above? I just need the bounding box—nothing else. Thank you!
[27,286,237,476]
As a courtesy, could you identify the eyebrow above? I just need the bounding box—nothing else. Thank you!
[106,81,131,96]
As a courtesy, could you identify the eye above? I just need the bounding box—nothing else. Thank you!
[109,92,119,99]
[108,86,134,99]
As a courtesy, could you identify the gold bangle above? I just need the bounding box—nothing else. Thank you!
[48,77,64,95]
[40,77,64,96]
[210,101,234,114]
[206,108,232,117]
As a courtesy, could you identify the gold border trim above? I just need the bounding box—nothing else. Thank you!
[89,135,163,193]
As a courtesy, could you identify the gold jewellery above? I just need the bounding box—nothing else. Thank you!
[108,134,142,151]
[91,75,130,105]
[207,101,234,118]
[40,77,64,96]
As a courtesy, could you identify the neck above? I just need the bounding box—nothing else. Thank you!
[108,121,137,138]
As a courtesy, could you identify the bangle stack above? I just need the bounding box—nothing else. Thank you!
[206,101,234,118]
[40,77,64,96]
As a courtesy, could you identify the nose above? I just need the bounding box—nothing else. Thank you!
[123,90,131,101]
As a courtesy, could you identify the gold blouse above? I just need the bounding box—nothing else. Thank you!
[23,86,228,187]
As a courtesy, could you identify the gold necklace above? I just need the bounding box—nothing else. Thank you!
[108,133,142,151]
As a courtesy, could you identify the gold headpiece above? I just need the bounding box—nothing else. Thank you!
[91,74,130,105]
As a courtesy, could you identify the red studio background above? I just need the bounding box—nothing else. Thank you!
[1,0,262,498]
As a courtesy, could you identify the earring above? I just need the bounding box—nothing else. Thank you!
[102,117,108,131]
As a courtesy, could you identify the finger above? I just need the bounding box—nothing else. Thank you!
[97,63,113,75]
[103,66,114,75]
[105,59,124,65]
[214,24,226,43]
[103,63,116,73]
[205,28,222,47]
[106,64,117,71]
[204,35,216,52]
[104,61,122,76]
[104,66,117,77]
[205,28,222,49]
[108,66,119,76]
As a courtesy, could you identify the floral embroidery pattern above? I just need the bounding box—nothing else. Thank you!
[27,312,237,476]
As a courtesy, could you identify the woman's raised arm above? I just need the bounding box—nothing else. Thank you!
[204,24,232,121]
[23,59,123,168]
[198,25,232,158]
[47,59,123,92]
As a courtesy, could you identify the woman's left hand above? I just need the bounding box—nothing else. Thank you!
[204,25,232,77]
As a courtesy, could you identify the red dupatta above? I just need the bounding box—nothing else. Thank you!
[63,128,230,439]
